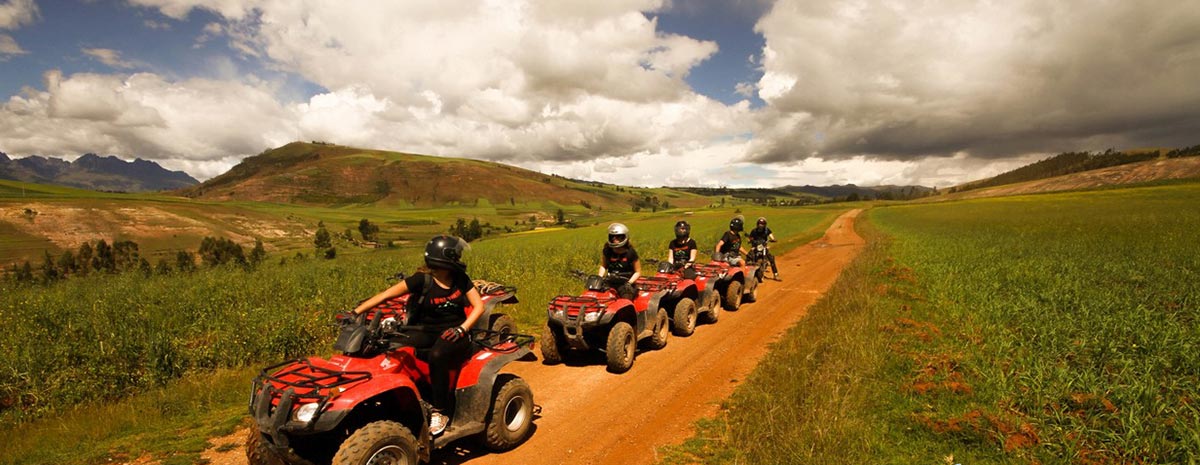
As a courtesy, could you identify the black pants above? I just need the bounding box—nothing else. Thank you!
[408,328,474,412]
[767,252,778,273]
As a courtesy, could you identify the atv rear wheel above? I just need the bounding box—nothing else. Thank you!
[606,322,635,373]
[487,314,517,345]
[672,298,698,336]
[483,375,534,451]
[332,420,418,465]
[648,309,669,349]
[722,281,743,310]
[246,428,286,465]
[540,323,566,364]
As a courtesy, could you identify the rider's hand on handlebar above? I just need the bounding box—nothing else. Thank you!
[440,326,467,342]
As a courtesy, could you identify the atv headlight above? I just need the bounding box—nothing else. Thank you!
[294,402,320,423]
[553,309,565,319]
[584,311,601,322]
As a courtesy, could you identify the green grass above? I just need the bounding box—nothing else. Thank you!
[0,205,841,464]
[662,182,1200,464]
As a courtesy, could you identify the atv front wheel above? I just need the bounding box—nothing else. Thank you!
[246,428,286,465]
[648,309,669,349]
[483,375,534,451]
[672,298,698,336]
[606,322,635,373]
[723,281,743,310]
[332,421,418,465]
[540,323,566,364]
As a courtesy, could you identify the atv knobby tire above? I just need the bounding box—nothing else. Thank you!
[743,281,758,303]
[696,296,720,325]
[488,314,517,345]
[483,375,535,451]
[606,321,635,373]
[246,427,286,465]
[540,323,566,364]
[672,297,698,336]
[722,280,743,310]
[332,420,418,465]
[648,309,669,349]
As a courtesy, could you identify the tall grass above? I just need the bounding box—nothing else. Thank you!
[663,182,1200,464]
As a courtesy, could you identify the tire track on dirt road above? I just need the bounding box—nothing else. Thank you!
[204,209,864,465]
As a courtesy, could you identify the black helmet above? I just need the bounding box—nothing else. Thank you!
[729,216,744,232]
[607,223,629,248]
[757,217,767,227]
[424,235,468,273]
[674,220,691,239]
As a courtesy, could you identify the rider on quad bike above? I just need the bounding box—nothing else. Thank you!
[748,217,779,280]
[714,216,748,265]
[666,220,698,279]
[247,236,536,465]
[351,235,482,436]
[599,223,641,300]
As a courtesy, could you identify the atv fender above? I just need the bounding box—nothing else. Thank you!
[638,291,669,339]
[697,288,718,313]
[434,346,533,448]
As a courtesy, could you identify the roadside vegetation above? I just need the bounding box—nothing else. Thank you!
[0,205,842,465]
[664,181,1200,464]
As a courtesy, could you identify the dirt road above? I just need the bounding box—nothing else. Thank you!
[204,209,864,465]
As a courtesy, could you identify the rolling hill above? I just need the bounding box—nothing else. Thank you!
[179,142,712,211]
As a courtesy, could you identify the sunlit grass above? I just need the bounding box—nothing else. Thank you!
[663,181,1200,464]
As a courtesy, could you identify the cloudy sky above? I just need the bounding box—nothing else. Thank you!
[1,0,1198,188]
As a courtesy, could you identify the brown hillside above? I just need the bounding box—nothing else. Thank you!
[182,142,696,209]
[933,157,1200,202]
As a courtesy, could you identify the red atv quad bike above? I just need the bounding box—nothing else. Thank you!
[539,272,670,373]
[247,280,537,465]
[639,260,721,336]
[695,253,761,311]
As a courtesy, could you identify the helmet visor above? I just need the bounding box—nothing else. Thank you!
[608,234,627,244]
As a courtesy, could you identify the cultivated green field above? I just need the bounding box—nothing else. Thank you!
[665,182,1200,464]
[0,204,841,465]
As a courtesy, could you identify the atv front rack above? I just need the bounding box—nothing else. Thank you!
[548,295,615,318]
[249,358,373,430]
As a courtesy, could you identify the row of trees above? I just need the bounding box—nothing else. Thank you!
[5,237,268,285]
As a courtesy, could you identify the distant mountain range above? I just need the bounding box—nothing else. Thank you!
[0,152,198,192]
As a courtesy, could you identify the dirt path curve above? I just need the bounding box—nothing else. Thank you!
[203,209,864,465]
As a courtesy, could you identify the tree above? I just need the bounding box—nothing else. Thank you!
[57,250,76,276]
[468,218,483,242]
[40,250,60,283]
[358,218,380,242]
[155,258,172,275]
[112,240,140,272]
[555,209,565,225]
[314,221,332,250]
[176,250,196,273]
[249,238,267,265]
[138,258,152,277]
[15,261,34,282]
[75,242,93,277]
[92,239,115,273]
[199,237,246,267]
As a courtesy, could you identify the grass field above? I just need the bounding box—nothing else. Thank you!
[663,182,1200,464]
[0,204,842,465]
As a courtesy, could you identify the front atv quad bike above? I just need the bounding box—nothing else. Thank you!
[542,271,668,373]
[248,282,536,465]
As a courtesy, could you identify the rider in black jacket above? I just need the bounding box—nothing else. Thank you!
[748,217,779,278]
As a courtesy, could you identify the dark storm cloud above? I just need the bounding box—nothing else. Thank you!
[747,0,1200,163]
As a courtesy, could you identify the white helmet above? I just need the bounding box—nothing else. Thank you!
[607,223,629,248]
